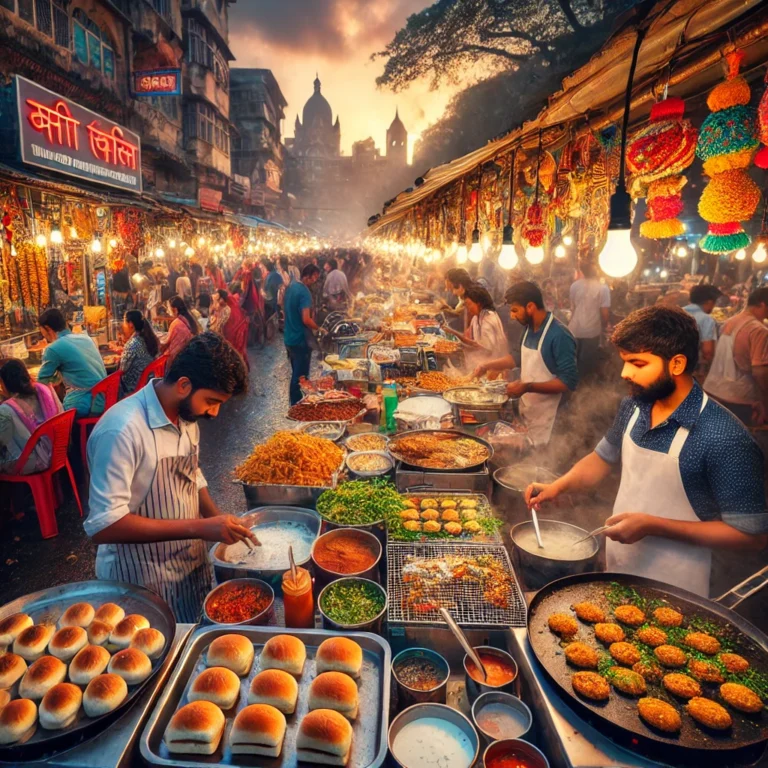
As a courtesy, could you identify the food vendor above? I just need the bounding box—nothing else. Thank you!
[474,281,578,445]
[525,305,768,597]
[441,268,473,331]
[84,332,257,621]
[449,284,508,373]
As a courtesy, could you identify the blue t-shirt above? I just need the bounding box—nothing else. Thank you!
[683,303,717,342]
[516,312,579,391]
[284,281,313,347]
[596,382,768,533]
[264,270,283,301]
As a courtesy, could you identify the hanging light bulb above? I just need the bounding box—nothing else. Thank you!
[423,250,433,264]
[599,229,638,278]
[753,243,767,264]
[563,234,574,247]
[457,244,468,264]
[155,247,165,258]
[498,149,519,272]
[498,244,518,270]
[50,229,63,245]
[11,246,16,256]
[197,236,205,247]
[185,246,195,257]
[169,239,177,249]
[35,233,47,247]
[554,244,567,259]
[676,245,688,258]
[446,241,458,258]
[660,269,669,279]
[90,238,102,253]
[525,245,545,265]
[69,226,78,239]
[735,248,747,261]
[468,225,483,262]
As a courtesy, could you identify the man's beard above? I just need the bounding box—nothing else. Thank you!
[178,394,212,423]
[628,368,675,403]
[515,309,533,327]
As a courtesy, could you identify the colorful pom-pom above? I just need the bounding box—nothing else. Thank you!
[698,169,761,223]
[699,229,751,254]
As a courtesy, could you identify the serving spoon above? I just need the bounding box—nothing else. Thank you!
[440,607,487,682]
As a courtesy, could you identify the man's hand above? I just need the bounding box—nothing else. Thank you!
[524,482,559,508]
[198,515,259,546]
[507,380,529,398]
[473,363,489,378]
[604,512,657,544]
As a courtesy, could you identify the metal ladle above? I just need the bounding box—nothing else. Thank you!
[439,607,487,682]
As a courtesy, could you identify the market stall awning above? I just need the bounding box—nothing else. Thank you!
[232,213,289,231]
[368,0,766,235]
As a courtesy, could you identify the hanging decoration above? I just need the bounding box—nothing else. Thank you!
[112,208,144,257]
[696,51,760,253]
[523,132,548,249]
[625,96,697,239]
[755,69,768,169]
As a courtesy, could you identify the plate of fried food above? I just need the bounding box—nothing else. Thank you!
[388,430,493,471]
[527,573,768,759]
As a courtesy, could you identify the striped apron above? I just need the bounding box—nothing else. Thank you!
[95,448,213,623]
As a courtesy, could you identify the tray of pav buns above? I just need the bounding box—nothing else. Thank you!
[0,579,175,761]
[140,625,391,767]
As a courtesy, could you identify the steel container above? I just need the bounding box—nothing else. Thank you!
[311,527,383,588]
[388,703,480,768]
[463,645,519,705]
[471,691,533,745]
[391,647,450,708]
[510,519,599,591]
[483,738,550,768]
[346,450,395,481]
[493,463,559,525]
[240,481,328,508]
[317,577,388,634]
[202,578,275,627]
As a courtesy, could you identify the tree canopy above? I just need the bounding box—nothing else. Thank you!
[376,0,637,91]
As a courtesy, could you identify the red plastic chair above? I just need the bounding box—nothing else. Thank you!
[0,410,82,539]
[75,370,122,467]
[135,354,169,390]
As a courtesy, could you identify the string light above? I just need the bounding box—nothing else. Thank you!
[735,248,747,261]
[660,269,668,279]
[50,229,63,244]
[562,234,574,247]
[676,245,688,258]
[457,244,468,264]
[169,239,177,249]
[525,245,544,265]
[554,244,567,259]
[753,243,767,264]
[185,246,195,257]
[155,247,165,258]
[35,234,47,247]
[109,238,118,248]
[197,236,205,247]
[90,239,102,253]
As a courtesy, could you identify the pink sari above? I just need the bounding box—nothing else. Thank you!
[222,295,249,368]
[3,383,61,435]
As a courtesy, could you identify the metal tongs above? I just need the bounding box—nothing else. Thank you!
[440,607,487,682]
[572,524,611,546]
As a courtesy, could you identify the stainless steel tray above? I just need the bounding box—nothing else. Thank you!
[0,580,175,763]
[140,625,391,768]
[442,386,508,408]
[388,429,494,471]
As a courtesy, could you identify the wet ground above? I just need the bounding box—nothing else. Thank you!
[0,339,765,634]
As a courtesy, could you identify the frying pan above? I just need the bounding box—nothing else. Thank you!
[527,570,768,764]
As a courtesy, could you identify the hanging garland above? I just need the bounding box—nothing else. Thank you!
[755,69,768,169]
[625,96,698,239]
[522,132,548,248]
[696,51,760,253]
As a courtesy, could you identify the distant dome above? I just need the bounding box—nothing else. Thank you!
[388,108,406,136]
[302,76,333,128]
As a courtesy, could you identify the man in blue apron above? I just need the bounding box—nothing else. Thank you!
[84,332,256,622]
[474,281,579,446]
[525,305,768,597]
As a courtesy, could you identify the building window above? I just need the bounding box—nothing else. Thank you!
[3,0,68,46]
[186,18,228,91]
[151,95,179,121]
[184,102,229,156]
[72,9,115,79]
[151,0,172,24]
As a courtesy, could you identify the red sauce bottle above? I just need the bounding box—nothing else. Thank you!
[282,567,314,628]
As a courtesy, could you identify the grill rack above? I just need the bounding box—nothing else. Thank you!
[386,542,527,628]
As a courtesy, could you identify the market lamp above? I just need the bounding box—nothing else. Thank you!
[109,238,118,249]
[499,148,519,271]
[753,243,768,264]
[676,244,688,258]
[525,245,545,265]
[35,233,47,247]
[50,229,63,245]
[735,248,747,261]
[562,234,574,247]
[155,248,165,259]
[468,231,483,263]
[598,20,647,279]
[184,246,195,257]
[456,244,468,264]
[554,243,567,259]
[90,239,102,253]
[169,239,177,249]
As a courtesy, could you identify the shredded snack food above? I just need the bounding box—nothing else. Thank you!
[235,431,344,486]
[414,371,468,392]
[287,398,364,422]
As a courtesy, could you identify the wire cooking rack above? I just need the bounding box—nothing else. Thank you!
[387,542,527,628]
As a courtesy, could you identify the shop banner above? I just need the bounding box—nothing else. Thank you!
[16,75,142,193]
[199,186,223,212]
[133,69,182,97]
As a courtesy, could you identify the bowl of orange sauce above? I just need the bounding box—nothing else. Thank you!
[463,646,519,703]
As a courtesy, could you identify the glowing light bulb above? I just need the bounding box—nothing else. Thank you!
[423,250,433,264]
[753,243,767,264]
[35,234,47,247]
[197,236,205,247]
[69,227,78,239]
[598,229,638,278]
[446,241,458,258]
[11,246,16,256]
[457,245,468,264]
[185,246,195,257]
[660,269,668,279]
[169,239,177,249]
[562,234,574,247]
[735,248,747,261]
[554,244,567,259]
[108,238,118,249]
[50,229,63,244]
[468,241,483,263]
[676,245,688,258]
[155,248,165,258]
[90,239,102,253]
[481,234,492,254]
[498,244,518,270]
[643,269,650,277]
[525,245,544,265]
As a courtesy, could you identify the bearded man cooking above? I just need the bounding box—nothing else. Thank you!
[525,305,768,597]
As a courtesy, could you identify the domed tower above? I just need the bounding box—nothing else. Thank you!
[386,108,408,167]
[294,75,340,158]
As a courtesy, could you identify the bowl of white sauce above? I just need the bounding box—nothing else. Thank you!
[388,702,479,768]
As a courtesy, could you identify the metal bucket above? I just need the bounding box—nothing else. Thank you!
[391,647,450,709]
[510,519,600,591]
[310,527,382,588]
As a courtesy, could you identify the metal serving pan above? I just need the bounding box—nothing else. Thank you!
[388,429,494,472]
[140,624,391,768]
[0,579,175,764]
[442,387,509,409]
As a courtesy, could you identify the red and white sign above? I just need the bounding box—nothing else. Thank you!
[198,186,223,212]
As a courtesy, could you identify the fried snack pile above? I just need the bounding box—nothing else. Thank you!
[414,371,467,392]
[234,431,344,486]
[390,433,489,469]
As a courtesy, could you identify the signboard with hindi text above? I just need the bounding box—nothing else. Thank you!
[133,69,181,97]
[16,75,142,193]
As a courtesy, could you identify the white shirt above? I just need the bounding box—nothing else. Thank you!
[323,269,349,298]
[176,275,192,300]
[84,381,206,537]
[569,278,610,339]
[465,310,508,370]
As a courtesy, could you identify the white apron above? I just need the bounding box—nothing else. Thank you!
[607,395,711,597]
[95,431,213,623]
[703,320,760,406]
[519,313,562,446]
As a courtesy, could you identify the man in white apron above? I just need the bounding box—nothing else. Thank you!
[474,281,578,446]
[524,305,768,597]
[84,332,257,622]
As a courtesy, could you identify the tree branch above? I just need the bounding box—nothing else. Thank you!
[480,28,543,46]
[458,44,529,61]
[555,0,584,32]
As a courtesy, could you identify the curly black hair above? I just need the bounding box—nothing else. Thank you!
[165,331,248,395]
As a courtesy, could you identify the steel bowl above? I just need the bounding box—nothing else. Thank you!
[317,577,388,633]
[240,481,330,508]
[388,703,480,768]
[209,506,320,592]
[345,433,390,452]
[471,691,533,745]
[345,450,395,480]
[463,646,519,705]
[392,647,450,709]
[483,738,550,768]
[510,519,599,591]
[294,420,347,441]
[202,578,275,626]
[310,527,382,588]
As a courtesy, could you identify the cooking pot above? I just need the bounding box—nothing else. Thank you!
[493,463,559,526]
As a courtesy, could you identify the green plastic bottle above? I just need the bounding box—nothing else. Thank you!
[382,382,398,434]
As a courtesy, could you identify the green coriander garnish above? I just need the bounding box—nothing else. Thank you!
[317,479,405,525]
[321,580,385,625]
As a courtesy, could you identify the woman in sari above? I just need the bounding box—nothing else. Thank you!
[160,296,200,362]
[0,359,63,474]
[212,289,249,370]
